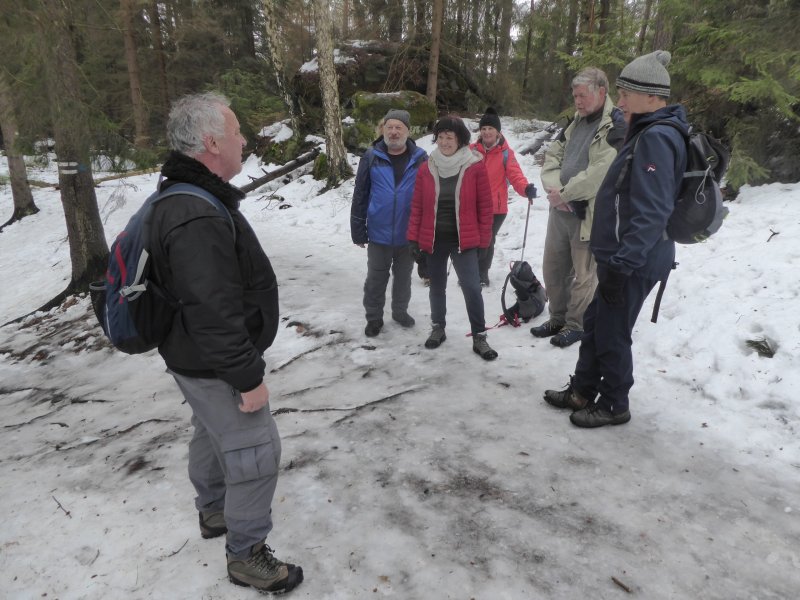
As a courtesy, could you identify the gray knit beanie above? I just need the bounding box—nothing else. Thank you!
[616,50,672,97]
[383,109,411,129]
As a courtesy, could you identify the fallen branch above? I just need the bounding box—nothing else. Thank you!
[94,166,161,185]
[53,495,72,518]
[611,576,632,593]
[240,148,320,194]
[270,336,342,373]
[767,228,780,242]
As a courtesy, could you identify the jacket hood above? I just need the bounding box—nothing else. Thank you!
[627,104,689,139]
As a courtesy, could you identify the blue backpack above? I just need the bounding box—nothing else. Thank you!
[90,183,235,354]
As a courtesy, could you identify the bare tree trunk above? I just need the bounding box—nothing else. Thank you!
[638,0,654,54]
[426,0,444,105]
[495,0,514,107]
[311,0,352,188]
[120,0,149,149]
[147,0,170,118]
[262,0,300,133]
[651,1,672,52]
[37,0,108,296]
[0,68,38,230]
[522,1,535,93]
[387,0,403,42]
[598,0,611,36]
[562,0,580,94]
[342,0,350,38]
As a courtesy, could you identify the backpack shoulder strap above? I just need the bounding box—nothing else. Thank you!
[614,120,687,191]
[155,182,236,242]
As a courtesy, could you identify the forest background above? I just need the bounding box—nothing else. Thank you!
[1,0,799,311]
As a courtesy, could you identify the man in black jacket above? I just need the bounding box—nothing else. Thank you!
[149,92,302,593]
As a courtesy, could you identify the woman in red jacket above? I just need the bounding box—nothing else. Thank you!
[407,116,497,360]
[470,107,537,286]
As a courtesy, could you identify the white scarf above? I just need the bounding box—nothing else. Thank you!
[428,146,476,179]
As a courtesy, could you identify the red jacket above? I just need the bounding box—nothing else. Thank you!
[407,158,493,253]
[470,137,529,215]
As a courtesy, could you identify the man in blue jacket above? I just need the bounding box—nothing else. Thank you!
[351,109,427,337]
[543,51,688,428]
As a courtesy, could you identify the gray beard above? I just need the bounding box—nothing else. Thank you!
[385,139,407,153]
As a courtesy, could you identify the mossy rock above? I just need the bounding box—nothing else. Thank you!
[347,90,437,150]
[257,132,304,165]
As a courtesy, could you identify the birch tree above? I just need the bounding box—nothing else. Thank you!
[311,0,352,187]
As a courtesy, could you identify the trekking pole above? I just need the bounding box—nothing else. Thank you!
[520,184,537,263]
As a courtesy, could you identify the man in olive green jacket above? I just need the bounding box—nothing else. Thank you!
[533,67,626,347]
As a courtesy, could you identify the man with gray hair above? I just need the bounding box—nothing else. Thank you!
[543,50,688,428]
[533,67,625,347]
[147,92,303,593]
[351,108,427,337]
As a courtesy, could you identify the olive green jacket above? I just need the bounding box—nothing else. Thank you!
[541,94,625,241]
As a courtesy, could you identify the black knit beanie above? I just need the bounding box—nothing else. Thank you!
[478,107,502,131]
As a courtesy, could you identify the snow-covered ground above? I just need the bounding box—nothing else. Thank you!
[1,118,798,599]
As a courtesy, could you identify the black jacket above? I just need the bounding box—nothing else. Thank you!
[149,152,279,392]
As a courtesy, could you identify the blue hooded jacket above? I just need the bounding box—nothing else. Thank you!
[590,104,689,281]
[350,138,427,246]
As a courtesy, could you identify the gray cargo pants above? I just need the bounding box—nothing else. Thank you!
[542,209,598,331]
[171,372,281,558]
[363,242,414,321]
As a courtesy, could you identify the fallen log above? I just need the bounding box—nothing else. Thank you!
[240,148,320,194]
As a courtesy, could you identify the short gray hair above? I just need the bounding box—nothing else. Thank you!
[572,67,609,95]
[167,92,230,155]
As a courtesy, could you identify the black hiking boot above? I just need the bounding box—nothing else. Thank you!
[227,542,304,593]
[365,319,383,337]
[199,510,227,539]
[392,312,416,328]
[550,328,583,347]
[570,404,631,428]
[530,320,564,338]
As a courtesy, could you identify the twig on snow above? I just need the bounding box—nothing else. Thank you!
[612,576,633,593]
[52,495,72,518]
[165,539,189,558]
[767,228,780,242]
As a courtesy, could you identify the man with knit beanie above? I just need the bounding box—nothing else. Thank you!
[534,67,625,348]
[351,109,427,337]
[470,107,537,287]
[543,51,689,428]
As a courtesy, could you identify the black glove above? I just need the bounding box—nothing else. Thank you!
[598,267,628,306]
[408,241,422,261]
[525,183,538,200]
[569,200,588,220]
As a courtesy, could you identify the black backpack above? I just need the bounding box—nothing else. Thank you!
[501,260,547,326]
[616,120,730,244]
[90,183,235,354]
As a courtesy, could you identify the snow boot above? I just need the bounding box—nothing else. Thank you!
[550,328,583,348]
[472,332,498,361]
[227,542,304,593]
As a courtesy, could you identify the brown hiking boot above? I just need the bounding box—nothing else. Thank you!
[543,381,589,411]
[199,510,227,539]
[227,542,304,593]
